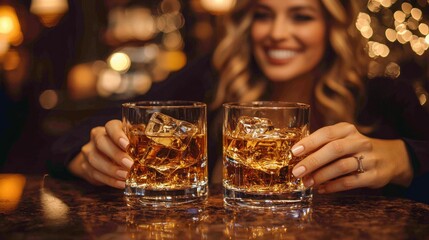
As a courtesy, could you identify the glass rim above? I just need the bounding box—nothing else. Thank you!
[223,101,310,110]
[122,100,206,109]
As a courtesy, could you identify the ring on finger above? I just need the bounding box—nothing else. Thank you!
[354,155,365,174]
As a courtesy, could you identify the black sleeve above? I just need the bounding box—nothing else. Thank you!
[47,54,217,179]
[363,77,429,203]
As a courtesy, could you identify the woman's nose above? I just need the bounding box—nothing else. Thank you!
[269,16,291,41]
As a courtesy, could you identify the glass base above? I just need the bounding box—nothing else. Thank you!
[124,184,208,207]
[223,187,312,209]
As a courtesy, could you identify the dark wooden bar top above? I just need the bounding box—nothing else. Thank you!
[1,174,429,239]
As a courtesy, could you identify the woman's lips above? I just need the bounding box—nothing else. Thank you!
[265,49,297,65]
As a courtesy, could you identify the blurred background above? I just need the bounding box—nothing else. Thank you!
[0,0,428,173]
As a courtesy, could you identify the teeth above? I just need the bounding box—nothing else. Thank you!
[267,49,297,59]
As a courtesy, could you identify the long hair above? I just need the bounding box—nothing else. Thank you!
[211,0,369,126]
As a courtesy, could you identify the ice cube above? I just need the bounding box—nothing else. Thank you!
[232,116,274,139]
[145,112,198,151]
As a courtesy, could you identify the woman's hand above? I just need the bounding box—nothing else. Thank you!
[68,120,133,189]
[291,122,414,194]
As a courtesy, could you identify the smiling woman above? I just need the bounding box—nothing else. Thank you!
[251,0,327,83]
[48,0,429,204]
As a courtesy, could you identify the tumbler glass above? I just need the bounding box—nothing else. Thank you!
[223,101,311,208]
[122,101,208,207]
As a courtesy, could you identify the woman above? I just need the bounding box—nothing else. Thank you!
[50,0,429,201]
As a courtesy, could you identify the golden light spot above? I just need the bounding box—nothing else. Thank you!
[393,11,406,23]
[356,12,371,31]
[395,23,407,34]
[360,26,373,39]
[368,0,381,13]
[385,62,401,78]
[67,63,97,100]
[129,8,157,40]
[401,2,413,14]
[39,90,59,110]
[0,6,22,45]
[410,37,428,55]
[30,0,69,27]
[381,0,393,7]
[132,72,152,94]
[400,30,413,42]
[0,16,13,34]
[156,13,184,33]
[160,0,181,14]
[159,50,186,71]
[200,0,236,14]
[411,8,422,21]
[162,30,183,50]
[385,28,397,42]
[108,52,131,72]
[0,174,26,213]
[419,94,427,105]
[143,44,160,63]
[97,69,122,96]
[419,23,429,35]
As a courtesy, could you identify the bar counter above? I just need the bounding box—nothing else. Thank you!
[1,174,429,239]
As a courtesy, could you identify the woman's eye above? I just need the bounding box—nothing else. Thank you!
[293,14,314,22]
[253,12,272,20]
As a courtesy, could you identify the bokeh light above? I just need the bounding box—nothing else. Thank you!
[132,72,153,94]
[39,90,59,110]
[108,52,131,72]
[200,0,236,14]
[0,174,26,213]
[67,63,97,100]
[0,6,23,45]
[30,0,69,27]
[159,50,186,71]
[97,69,122,97]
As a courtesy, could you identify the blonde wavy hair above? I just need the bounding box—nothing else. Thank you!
[211,0,369,126]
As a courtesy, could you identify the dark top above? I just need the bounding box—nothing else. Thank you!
[47,54,429,203]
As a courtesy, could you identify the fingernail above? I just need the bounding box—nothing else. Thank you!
[291,145,304,156]
[304,177,314,187]
[116,170,128,179]
[318,187,326,194]
[122,158,134,169]
[116,181,126,189]
[119,138,129,151]
[292,166,306,178]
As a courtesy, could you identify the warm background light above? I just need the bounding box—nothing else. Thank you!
[39,89,59,110]
[0,6,23,47]
[0,174,26,213]
[108,52,131,73]
[30,0,68,27]
[200,0,236,14]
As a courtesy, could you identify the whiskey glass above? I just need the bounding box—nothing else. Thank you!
[223,101,311,209]
[122,101,208,207]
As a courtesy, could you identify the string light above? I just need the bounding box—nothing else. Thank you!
[361,0,429,78]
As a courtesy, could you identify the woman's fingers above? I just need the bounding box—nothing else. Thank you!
[82,160,125,189]
[291,122,358,157]
[82,142,128,180]
[306,155,374,187]
[317,171,375,194]
[105,120,129,151]
[91,123,134,170]
[292,136,371,178]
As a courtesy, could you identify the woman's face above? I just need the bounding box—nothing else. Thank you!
[251,0,327,82]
